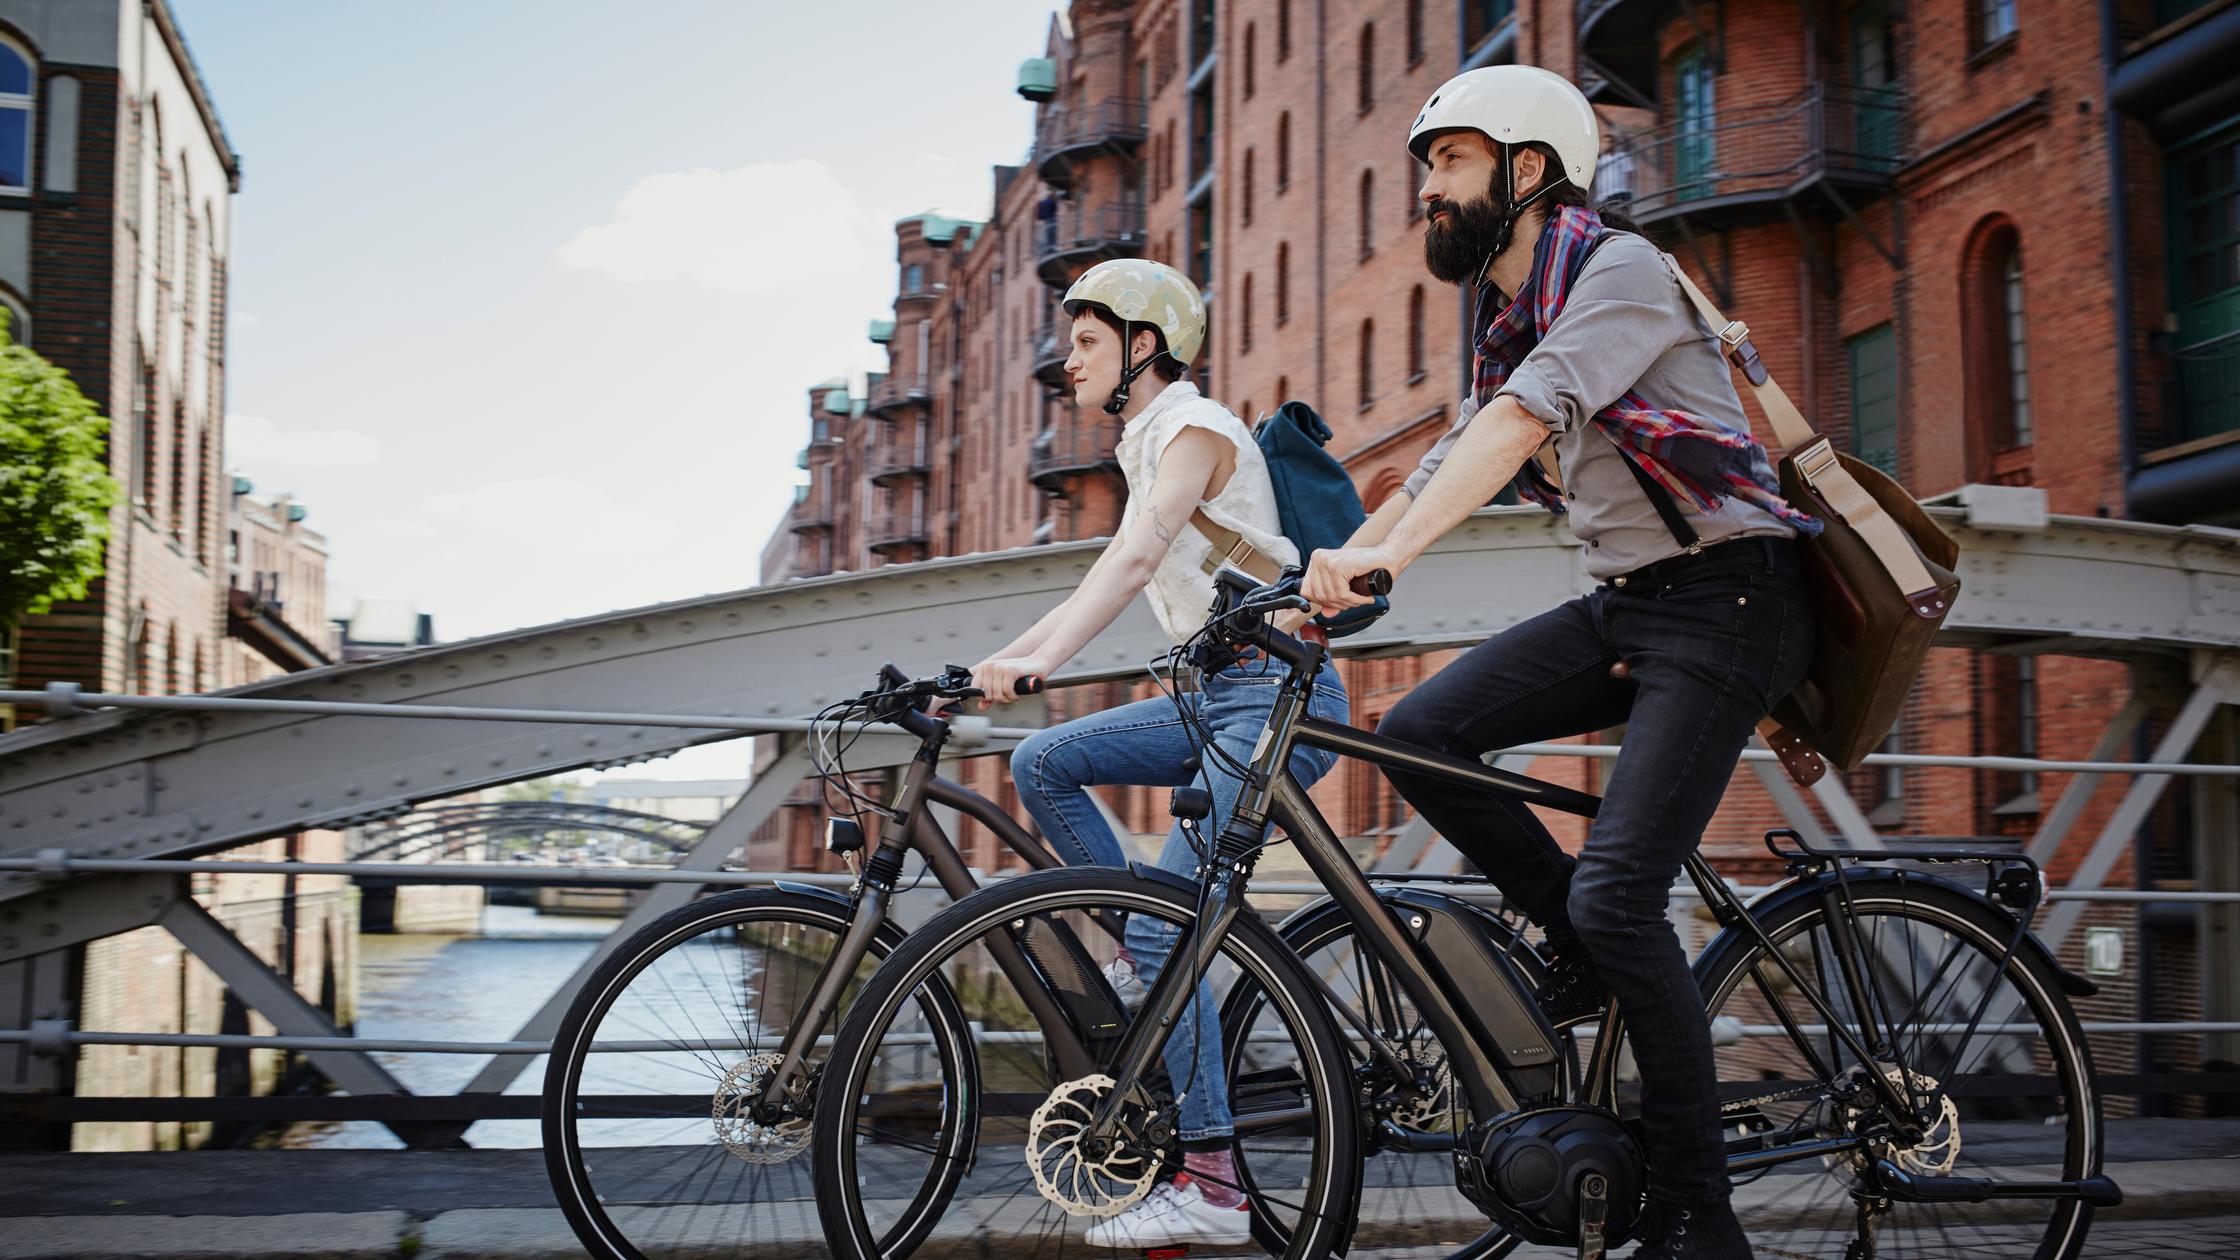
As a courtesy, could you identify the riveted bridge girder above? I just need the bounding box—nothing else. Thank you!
[2,505,2237,914]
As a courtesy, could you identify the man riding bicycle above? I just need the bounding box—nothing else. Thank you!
[1304,65,1818,1260]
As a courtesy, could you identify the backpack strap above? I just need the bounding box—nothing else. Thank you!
[1191,509,1282,582]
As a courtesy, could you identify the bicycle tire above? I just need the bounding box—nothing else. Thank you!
[542,887,976,1260]
[1687,874,2103,1259]
[812,867,1361,1260]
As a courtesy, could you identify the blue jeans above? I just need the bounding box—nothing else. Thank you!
[1011,660,1349,1141]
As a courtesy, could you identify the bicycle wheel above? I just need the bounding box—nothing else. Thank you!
[814,867,1360,1260]
[543,887,976,1260]
[1685,875,2103,1259]
[1231,894,1556,1260]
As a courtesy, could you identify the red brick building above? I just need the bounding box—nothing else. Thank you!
[3,0,239,706]
[759,0,2240,1094]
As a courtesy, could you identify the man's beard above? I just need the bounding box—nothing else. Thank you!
[1422,174,1513,285]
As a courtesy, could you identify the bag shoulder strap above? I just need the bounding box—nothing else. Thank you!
[1191,508,1280,582]
[1656,252,1945,604]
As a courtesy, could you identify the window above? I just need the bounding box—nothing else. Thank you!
[1999,249,2032,448]
[1407,286,1426,381]
[1165,120,1177,192]
[1466,0,1516,52]
[1358,23,1376,114]
[1241,272,1255,354]
[1359,169,1375,259]
[1278,0,1292,62]
[1243,148,1255,224]
[42,73,75,194]
[1275,375,1288,406]
[1978,0,2017,48]
[1964,219,2034,473]
[2167,123,2240,443]
[1674,47,1717,198]
[0,41,31,193]
[904,263,924,294]
[1189,196,1214,288]
[1358,319,1375,407]
[1189,84,1214,179]
[1243,23,1256,98]
[1275,241,1291,324]
[1405,0,1424,65]
[1276,112,1291,191]
[1986,654,2040,817]
[1847,323,1898,476]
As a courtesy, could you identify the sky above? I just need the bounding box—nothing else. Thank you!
[173,0,1059,643]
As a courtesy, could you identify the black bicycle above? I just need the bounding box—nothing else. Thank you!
[812,569,2118,1260]
[541,662,1488,1260]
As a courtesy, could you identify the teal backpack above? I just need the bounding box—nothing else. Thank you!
[1255,401,1389,638]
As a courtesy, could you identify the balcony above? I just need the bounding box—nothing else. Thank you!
[1601,85,1904,230]
[1032,100,1149,187]
[867,431,932,483]
[1031,316,1071,391]
[1028,417,1125,491]
[1035,201,1148,289]
[867,374,932,415]
[865,504,931,553]
[2133,330,2240,526]
[790,498,835,533]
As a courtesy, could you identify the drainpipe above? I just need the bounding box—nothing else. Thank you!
[2099,0,2140,514]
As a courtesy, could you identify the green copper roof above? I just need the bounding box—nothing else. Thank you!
[868,318,895,344]
[822,388,852,414]
[1017,57,1057,101]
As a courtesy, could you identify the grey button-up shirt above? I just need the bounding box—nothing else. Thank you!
[1400,231,1794,580]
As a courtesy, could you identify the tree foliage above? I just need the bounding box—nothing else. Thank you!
[0,314,117,626]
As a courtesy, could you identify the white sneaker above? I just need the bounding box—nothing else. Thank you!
[1102,954,1145,1008]
[1084,1177,1252,1248]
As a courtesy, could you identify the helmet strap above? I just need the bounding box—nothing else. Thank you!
[1102,328,1165,416]
[1480,142,1561,282]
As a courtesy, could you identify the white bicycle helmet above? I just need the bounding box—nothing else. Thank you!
[1062,259,1206,415]
[1408,65,1600,257]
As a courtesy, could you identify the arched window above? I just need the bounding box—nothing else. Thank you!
[1275,374,1289,405]
[1405,0,1425,65]
[1240,271,1254,354]
[1407,286,1425,381]
[0,40,31,194]
[1962,217,2035,480]
[1242,147,1255,225]
[1276,112,1291,191]
[1243,23,1256,98]
[1358,23,1376,113]
[1275,241,1291,325]
[1358,319,1375,406]
[1359,169,1375,259]
[0,287,29,347]
[1278,0,1292,62]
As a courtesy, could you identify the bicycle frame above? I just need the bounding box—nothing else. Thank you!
[1083,634,1968,1176]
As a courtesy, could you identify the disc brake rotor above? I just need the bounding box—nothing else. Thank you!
[1024,1074,1160,1217]
[711,1052,812,1165]
[1823,1065,1961,1179]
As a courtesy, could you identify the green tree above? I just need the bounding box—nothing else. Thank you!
[0,313,119,725]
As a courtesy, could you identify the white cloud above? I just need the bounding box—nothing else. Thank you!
[227,413,384,471]
[558,160,886,296]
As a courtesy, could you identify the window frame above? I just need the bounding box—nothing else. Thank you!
[0,38,35,197]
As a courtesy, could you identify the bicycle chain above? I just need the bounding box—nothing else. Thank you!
[1719,1081,1826,1115]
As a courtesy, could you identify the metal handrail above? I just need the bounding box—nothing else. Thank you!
[867,432,931,479]
[1607,83,1904,218]
[865,505,931,548]
[1032,100,1150,173]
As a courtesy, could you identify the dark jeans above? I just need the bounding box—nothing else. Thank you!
[1378,536,1813,1204]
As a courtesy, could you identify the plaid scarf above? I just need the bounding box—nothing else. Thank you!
[1477,206,1819,535]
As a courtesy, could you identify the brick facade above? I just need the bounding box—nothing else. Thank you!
[758,0,2240,1102]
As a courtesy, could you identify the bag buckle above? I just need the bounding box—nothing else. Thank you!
[1717,320,1770,386]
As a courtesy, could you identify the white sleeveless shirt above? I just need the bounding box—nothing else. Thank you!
[1113,382,1298,644]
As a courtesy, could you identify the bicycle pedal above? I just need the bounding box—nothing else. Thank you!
[1577,1171,1609,1260]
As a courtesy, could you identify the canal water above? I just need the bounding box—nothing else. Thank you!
[286,903,623,1149]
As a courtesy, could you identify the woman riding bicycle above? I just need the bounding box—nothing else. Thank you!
[968,257,1351,1249]
[1304,66,1817,1260]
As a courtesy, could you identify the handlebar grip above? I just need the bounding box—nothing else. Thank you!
[1350,569,1394,598]
[1016,675,1046,696]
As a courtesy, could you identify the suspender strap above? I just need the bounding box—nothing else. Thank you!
[1617,447,1701,552]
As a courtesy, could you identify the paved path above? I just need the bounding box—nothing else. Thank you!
[0,1120,2232,1257]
